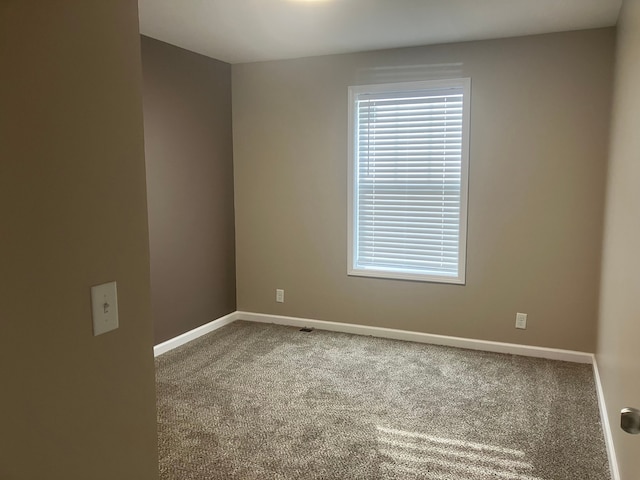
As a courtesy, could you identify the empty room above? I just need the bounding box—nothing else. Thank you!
[2,0,640,479]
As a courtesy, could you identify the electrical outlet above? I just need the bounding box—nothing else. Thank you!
[276,288,284,303]
[515,312,527,329]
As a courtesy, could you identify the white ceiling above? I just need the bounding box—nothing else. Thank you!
[138,0,622,64]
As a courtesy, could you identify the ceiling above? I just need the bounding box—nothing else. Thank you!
[138,0,622,64]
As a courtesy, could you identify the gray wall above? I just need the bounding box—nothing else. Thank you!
[141,36,236,345]
[597,0,640,478]
[0,1,158,478]
[232,28,614,352]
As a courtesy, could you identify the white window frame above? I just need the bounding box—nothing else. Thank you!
[347,78,471,284]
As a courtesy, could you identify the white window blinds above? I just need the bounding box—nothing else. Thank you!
[348,79,470,284]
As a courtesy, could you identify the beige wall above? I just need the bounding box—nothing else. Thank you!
[141,36,236,345]
[0,2,158,479]
[597,0,640,478]
[232,28,614,352]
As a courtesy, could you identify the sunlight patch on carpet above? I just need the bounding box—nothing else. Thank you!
[377,425,541,480]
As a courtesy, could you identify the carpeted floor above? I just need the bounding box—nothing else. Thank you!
[155,321,610,480]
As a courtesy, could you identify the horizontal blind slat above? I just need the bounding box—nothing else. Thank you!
[353,84,466,279]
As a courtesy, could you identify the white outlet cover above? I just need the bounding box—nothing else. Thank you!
[91,281,119,336]
[515,312,527,329]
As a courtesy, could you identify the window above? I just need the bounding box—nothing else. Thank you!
[348,78,470,284]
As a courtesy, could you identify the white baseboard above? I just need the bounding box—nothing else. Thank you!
[235,311,593,364]
[153,311,238,357]
[592,358,620,480]
[154,310,594,364]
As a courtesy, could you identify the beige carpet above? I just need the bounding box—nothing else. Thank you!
[156,320,610,479]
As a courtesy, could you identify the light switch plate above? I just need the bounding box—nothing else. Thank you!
[91,281,119,336]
